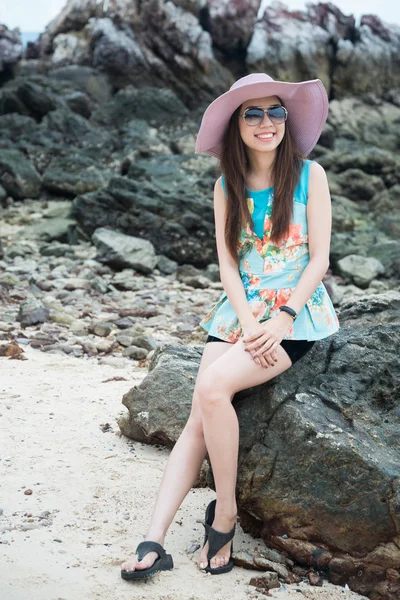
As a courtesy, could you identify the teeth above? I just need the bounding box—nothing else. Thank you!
[256,133,274,138]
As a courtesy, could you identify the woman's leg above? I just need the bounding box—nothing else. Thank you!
[121,340,232,573]
[197,339,292,570]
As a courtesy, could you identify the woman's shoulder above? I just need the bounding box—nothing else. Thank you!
[308,159,327,178]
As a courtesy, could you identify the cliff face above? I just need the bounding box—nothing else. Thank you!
[17,0,399,105]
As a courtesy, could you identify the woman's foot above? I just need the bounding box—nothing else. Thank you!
[121,535,164,573]
[199,508,237,570]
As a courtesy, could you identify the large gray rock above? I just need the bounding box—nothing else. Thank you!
[246,2,332,86]
[0,149,41,199]
[337,254,385,287]
[71,168,216,267]
[42,155,106,196]
[49,66,112,104]
[334,15,400,97]
[118,296,400,597]
[0,24,23,72]
[91,226,158,273]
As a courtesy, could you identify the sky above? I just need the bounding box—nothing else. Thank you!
[1,0,399,32]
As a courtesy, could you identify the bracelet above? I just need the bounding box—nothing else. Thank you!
[279,305,297,321]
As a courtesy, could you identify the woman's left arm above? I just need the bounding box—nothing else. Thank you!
[244,162,332,358]
[278,161,332,315]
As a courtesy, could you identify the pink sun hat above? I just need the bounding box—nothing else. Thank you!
[195,73,329,159]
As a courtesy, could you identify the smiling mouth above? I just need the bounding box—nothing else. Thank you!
[255,133,276,140]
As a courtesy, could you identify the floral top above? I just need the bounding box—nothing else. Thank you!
[199,159,340,343]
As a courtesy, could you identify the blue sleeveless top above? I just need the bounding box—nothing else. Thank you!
[199,159,340,342]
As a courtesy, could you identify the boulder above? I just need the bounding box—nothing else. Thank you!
[71,167,216,267]
[118,304,400,597]
[91,226,158,273]
[0,24,23,74]
[0,149,41,199]
[42,155,106,196]
[337,254,385,288]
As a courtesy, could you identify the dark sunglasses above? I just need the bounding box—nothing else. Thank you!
[239,105,288,126]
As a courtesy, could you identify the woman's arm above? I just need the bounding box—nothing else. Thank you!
[213,177,255,327]
[280,160,332,315]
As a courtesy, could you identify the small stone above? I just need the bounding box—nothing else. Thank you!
[24,489,33,495]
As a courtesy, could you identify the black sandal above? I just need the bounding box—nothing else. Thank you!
[201,499,236,575]
[121,540,174,580]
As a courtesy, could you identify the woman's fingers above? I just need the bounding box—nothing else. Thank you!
[253,337,277,357]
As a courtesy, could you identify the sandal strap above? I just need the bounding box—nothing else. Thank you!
[135,541,166,562]
[207,524,236,562]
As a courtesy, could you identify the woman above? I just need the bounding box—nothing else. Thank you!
[121,72,339,580]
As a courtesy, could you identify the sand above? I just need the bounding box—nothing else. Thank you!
[0,345,367,600]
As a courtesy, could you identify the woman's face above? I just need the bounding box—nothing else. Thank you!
[238,95,286,155]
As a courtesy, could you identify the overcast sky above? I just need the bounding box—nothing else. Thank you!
[1,0,399,31]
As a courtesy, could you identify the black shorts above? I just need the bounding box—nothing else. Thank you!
[205,334,315,365]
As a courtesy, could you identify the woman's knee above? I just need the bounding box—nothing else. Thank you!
[196,375,228,414]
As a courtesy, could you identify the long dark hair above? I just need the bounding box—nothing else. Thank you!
[219,98,305,262]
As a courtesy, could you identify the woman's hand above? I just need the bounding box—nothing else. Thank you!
[242,312,294,368]
[240,318,279,369]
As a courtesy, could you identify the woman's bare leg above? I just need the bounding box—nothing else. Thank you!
[197,339,292,570]
[121,340,232,573]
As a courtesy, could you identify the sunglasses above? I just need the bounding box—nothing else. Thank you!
[239,105,288,126]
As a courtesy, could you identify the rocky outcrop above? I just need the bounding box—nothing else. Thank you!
[33,0,400,105]
[0,24,23,78]
[118,292,400,599]
[37,0,233,106]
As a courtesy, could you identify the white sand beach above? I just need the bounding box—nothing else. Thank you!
[0,345,366,600]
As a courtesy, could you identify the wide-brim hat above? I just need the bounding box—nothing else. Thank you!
[195,73,329,159]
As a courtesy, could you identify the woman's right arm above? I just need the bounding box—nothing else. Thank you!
[213,177,256,330]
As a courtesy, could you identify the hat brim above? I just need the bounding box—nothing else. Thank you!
[195,79,328,159]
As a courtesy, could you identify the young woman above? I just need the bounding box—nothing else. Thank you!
[120,72,339,580]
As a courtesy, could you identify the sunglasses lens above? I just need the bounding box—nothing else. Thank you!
[243,108,265,125]
[243,106,287,125]
[268,106,287,122]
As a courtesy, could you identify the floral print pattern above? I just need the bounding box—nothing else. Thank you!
[200,159,340,342]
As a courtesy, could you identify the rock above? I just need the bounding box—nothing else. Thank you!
[41,107,92,142]
[334,16,400,98]
[122,345,148,360]
[63,278,91,291]
[129,335,158,352]
[17,298,50,327]
[337,254,385,287]
[42,155,106,196]
[0,24,23,73]
[91,227,157,273]
[118,317,400,596]
[91,86,189,128]
[327,97,400,153]
[118,344,202,446]
[206,0,260,55]
[249,572,280,591]
[49,66,112,105]
[367,240,400,278]
[246,2,333,84]
[19,217,76,243]
[64,91,92,118]
[157,255,178,275]
[51,32,91,67]
[338,291,400,327]
[0,149,41,199]
[334,169,385,201]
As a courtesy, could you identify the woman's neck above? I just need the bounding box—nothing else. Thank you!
[246,151,276,188]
